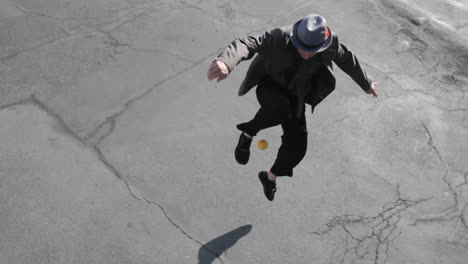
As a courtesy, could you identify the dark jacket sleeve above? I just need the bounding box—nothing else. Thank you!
[215,29,280,72]
[331,35,373,91]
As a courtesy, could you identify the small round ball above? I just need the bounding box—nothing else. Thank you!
[257,139,268,150]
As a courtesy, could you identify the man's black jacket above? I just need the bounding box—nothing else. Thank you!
[215,25,373,116]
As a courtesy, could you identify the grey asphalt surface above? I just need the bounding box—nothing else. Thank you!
[1,0,468,263]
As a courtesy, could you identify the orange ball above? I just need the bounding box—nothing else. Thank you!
[257,139,268,150]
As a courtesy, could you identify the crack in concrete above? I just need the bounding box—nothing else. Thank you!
[454,170,468,188]
[51,47,226,261]
[360,2,468,119]
[310,185,431,264]
[15,1,163,25]
[276,0,313,18]
[361,61,430,81]
[1,95,224,263]
[15,5,104,21]
[1,3,162,62]
[85,52,217,144]
[31,94,85,144]
[97,4,162,34]
[335,115,355,122]
[1,14,222,255]
[132,48,197,63]
[362,58,467,106]
[360,28,442,80]
[0,98,34,111]
[359,62,430,100]
[91,147,226,264]
[0,33,70,62]
[416,121,468,230]
[439,238,468,249]
[368,0,468,102]
[426,102,468,112]
[142,196,225,264]
[374,0,468,78]
[411,211,460,226]
[175,0,268,30]
[98,28,131,54]
[93,2,234,62]
[230,0,257,18]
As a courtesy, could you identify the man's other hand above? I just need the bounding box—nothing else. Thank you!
[365,82,378,97]
[207,60,230,82]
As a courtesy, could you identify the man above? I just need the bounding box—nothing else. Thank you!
[207,14,378,201]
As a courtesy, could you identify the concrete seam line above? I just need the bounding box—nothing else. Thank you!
[27,95,224,263]
[85,52,217,144]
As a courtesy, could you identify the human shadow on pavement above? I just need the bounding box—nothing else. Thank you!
[198,225,253,264]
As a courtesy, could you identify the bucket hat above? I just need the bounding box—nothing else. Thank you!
[290,14,333,52]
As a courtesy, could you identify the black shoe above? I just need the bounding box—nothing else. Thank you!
[258,171,276,201]
[235,133,252,165]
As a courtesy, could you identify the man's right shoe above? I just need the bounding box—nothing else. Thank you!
[258,171,277,201]
[235,133,252,165]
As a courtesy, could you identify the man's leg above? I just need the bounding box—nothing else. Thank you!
[270,112,308,177]
[259,107,307,201]
[235,79,292,165]
[237,80,292,137]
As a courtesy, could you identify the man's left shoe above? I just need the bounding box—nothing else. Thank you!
[235,133,252,165]
[258,171,276,201]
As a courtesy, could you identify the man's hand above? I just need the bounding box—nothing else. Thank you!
[207,60,230,82]
[365,82,378,97]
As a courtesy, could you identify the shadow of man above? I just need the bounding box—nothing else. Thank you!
[198,225,253,264]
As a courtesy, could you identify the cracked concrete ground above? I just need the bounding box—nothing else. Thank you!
[1,0,467,263]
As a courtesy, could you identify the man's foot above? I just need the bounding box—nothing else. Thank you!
[235,133,252,165]
[258,171,277,201]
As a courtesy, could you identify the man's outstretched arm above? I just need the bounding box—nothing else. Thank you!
[331,36,378,97]
[207,29,281,82]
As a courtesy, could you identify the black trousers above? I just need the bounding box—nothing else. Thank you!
[237,78,308,177]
